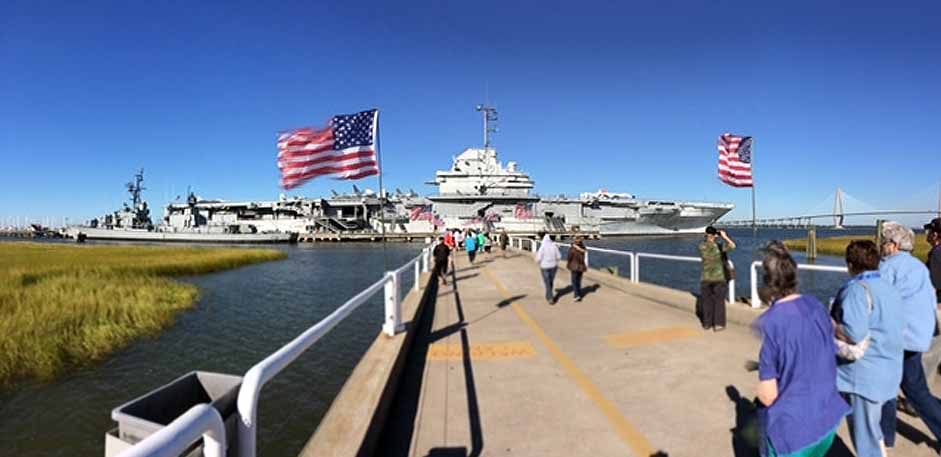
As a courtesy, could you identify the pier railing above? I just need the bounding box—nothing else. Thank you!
[114,241,433,457]
[236,242,431,457]
[117,404,226,457]
[511,237,736,305]
[749,261,848,307]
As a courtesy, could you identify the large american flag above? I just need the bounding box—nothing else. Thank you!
[717,133,753,188]
[278,109,379,190]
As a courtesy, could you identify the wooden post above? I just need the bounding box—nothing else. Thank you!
[807,227,817,259]
[875,219,884,247]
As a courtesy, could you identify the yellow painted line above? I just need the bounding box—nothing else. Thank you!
[427,341,537,361]
[606,326,704,348]
[482,268,655,457]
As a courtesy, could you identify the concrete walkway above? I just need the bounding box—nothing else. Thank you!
[378,250,938,456]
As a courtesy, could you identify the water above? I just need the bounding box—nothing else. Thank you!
[0,242,423,457]
[578,227,874,305]
[0,228,872,456]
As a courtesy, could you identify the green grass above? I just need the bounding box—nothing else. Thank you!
[0,242,286,387]
[784,234,931,262]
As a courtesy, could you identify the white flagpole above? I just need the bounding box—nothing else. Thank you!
[373,109,388,268]
[750,137,757,234]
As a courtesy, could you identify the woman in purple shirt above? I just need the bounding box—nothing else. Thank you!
[756,242,849,457]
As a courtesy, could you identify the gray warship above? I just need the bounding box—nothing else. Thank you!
[65,170,297,243]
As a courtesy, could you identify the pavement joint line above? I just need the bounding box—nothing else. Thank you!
[482,266,656,457]
[605,326,705,348]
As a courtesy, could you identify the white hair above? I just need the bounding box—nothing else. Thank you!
[882,221,915,251]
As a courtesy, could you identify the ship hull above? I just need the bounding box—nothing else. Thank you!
[65,227,297,243]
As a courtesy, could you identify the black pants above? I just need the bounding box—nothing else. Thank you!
[433,260,448,281]
[571,271,583,298]
[700,281,727,328]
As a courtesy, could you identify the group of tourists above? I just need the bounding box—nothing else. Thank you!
[432,228,512,286]
[747,218,941,457]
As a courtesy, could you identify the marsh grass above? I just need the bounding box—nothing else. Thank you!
[784,234,930,261]
[0,242,286,387]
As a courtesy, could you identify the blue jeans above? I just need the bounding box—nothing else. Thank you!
[881,350,941,446]
[541,267,557,302]
[571,271,583,298]
[845,393,885,457]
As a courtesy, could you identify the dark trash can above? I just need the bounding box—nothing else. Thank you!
[104,371,242,457]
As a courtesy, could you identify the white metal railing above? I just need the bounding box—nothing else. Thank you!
[508,237,731,303]
[112,243,432,457]
[236,244,431,457]
[116,404,226,457]
[749,261,848,308]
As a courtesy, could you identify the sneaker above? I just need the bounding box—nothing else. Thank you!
[702,325,713,331]
[714,326,726,332]
[575,296,582,302]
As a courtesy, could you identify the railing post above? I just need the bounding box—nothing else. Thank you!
[531,239,538,253]
[422,248,430,273]
[750,262,760,308]
[584,249,589,269]
[728,278,735,304]
[630,253,637,283]
[414,260,421,292]
[634,255,641,283]
[383,272,403,336]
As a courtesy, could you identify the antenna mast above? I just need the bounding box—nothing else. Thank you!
[475,104,498,149]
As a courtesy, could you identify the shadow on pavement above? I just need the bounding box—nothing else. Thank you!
[376,267,484,457]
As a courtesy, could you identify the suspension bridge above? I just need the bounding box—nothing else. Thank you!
[716,187,941,229]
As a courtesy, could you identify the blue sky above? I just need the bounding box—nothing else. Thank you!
[2,1,940,227]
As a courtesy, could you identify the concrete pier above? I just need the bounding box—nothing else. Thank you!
[308,249,939,456]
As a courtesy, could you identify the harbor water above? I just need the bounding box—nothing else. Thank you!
[0,228,870,456]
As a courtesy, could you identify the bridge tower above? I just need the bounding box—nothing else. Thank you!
[833,187,845,229]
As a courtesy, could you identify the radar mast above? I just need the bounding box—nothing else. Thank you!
[126,169,146,208]
[475,104,498,149]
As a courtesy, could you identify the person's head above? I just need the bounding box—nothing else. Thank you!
[705,226,718,242]
[924,218,941,246]
[575,235,585,247]
[845,239,881,276]
[438,235,444,242]
[881,221,914,256]
[761,241,799,302]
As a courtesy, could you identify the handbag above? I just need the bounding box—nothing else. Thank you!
[835,281,873,361]
[719,244,736,282]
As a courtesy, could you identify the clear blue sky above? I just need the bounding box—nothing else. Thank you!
[2,1,940,227]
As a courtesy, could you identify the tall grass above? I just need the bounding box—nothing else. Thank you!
[0,242,286,387]
[784,234,931,261]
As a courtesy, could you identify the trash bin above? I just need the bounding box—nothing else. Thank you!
[104,371,242,457]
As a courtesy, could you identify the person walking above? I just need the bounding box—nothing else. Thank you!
[698,226,735,331]
[499,229,510,257]
[465,230,478,264]
[832,240,904,457]
[477,231,487,255]
[455,229,465,249]
[926,218,941,306]
[567,236,588,302]
[432,235,451,286]
[755,242,849,457]
[876,221,941,449]
[535,233,561,304]
[444,229,456,273]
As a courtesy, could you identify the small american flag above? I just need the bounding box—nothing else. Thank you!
[410,205,434,222]
[717,133,753,188]
[278,109,379,190]
[514,203,535,220]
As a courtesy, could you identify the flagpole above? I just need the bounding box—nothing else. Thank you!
[751,138,757,234]
[374,109,388,270]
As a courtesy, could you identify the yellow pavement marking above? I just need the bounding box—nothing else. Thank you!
[427,341,537,361]
[606,326,704,348]
[482,268,655,457]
